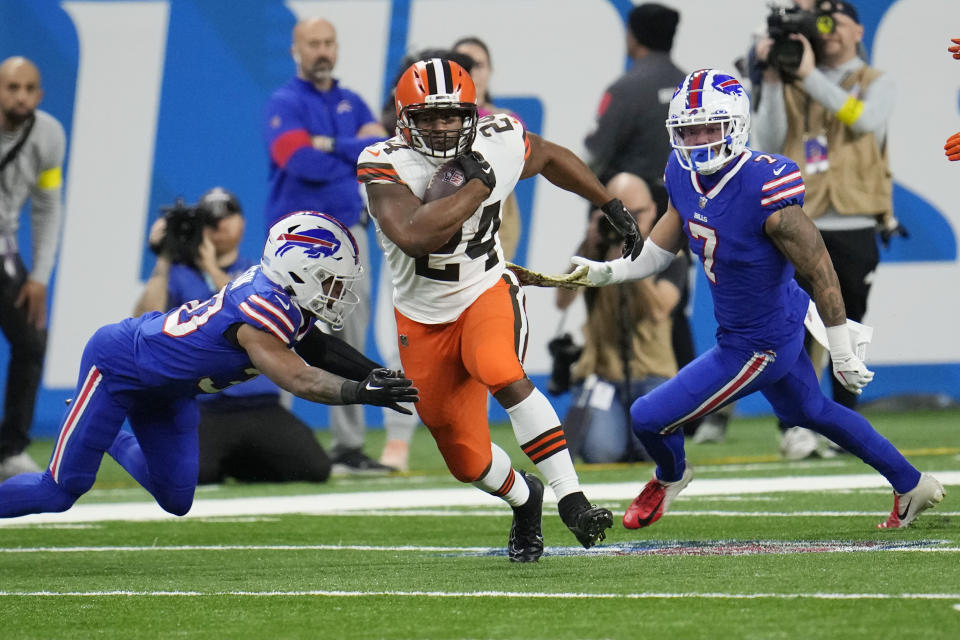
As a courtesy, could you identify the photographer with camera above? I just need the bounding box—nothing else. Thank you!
[751,1,904,459]
[555,173,687,463]
[135,188,333,484]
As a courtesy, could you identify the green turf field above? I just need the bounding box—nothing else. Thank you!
[1,409,957,639]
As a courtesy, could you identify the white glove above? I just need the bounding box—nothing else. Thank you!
[826,325,875,394]
[569,256,627,286]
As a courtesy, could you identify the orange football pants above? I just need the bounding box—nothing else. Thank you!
[395,276,528,482]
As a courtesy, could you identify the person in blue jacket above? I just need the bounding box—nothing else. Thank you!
[263,17,393,474]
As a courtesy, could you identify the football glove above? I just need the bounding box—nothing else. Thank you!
[459,150,496,192]
[826,325,875,394]
[949,37,960,60]
[569,256,623,286]
[945,132,960,161]
[600,198,642,260]
[341,368,419,415]
[831,352,875,395]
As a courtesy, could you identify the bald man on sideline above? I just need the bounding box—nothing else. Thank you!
[0,56,67,479]
[263,19,395,475]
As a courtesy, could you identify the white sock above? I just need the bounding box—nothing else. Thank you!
[506,389,581,500]
[472,443,530,507]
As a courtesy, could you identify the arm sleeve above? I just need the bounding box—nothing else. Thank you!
[28,118,67,284]
[264,94,355,183]
[610,239,678,282]
[294,327,383,381]
[750,80,788,152]
[801,68,894,142]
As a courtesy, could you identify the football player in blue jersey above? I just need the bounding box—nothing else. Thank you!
[572,68,944,530]
[0,211,418,519]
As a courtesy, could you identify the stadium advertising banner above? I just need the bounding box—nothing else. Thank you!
[1,0,957,434]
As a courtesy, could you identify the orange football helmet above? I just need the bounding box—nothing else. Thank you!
[394,57,478,158]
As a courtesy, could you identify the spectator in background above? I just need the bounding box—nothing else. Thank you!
[264,17,392,474]
[453,36,522,261]
[584,3,684,214]
[556,173,685,463]
[135,188,331,484]
[750,1,904,459]
[0,57,66,480]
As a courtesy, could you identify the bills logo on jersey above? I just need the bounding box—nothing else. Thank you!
[274,228,340,259]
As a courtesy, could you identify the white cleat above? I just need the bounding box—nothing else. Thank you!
[877,473,945,529]
[0,451,42,480]
[780,426,819,460]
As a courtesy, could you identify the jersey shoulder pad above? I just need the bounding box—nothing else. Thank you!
[357,136,408,185]
[232,271,304,344]
[748,152,805,210]
[475,113,526,148]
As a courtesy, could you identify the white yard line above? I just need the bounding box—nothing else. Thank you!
[1,471,957,527]
[0,589,958,601]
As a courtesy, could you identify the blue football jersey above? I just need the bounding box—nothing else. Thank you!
[664,148,810,349]
[125,266,312,394]
[166,257,281,399]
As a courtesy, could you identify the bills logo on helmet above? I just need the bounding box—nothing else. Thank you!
[274,227,340,259]
[712,73,744,96]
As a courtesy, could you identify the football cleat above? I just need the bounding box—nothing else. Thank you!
[623,466,693,529]
[508,471,544,563]
[779,426,819,460]
[877,473,945,529]
[563,504,614,549]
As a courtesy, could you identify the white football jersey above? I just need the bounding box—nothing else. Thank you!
[358,113,527,324]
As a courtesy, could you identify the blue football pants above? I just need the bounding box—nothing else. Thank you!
[0,337,200,518]
[630,332,920,494]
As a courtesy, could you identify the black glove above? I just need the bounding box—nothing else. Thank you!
[340,368,419,415]
[600,198,642,260]
[459,150,496,192]
[878,217,909,249]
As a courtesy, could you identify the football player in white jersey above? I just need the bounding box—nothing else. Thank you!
[358,57,642,561]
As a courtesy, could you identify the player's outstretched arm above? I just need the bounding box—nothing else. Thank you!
[949,37,960,59]
[765,204,874,393]
[237,324,419,410]
[571,204,685,286]
[295,327,382,381]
